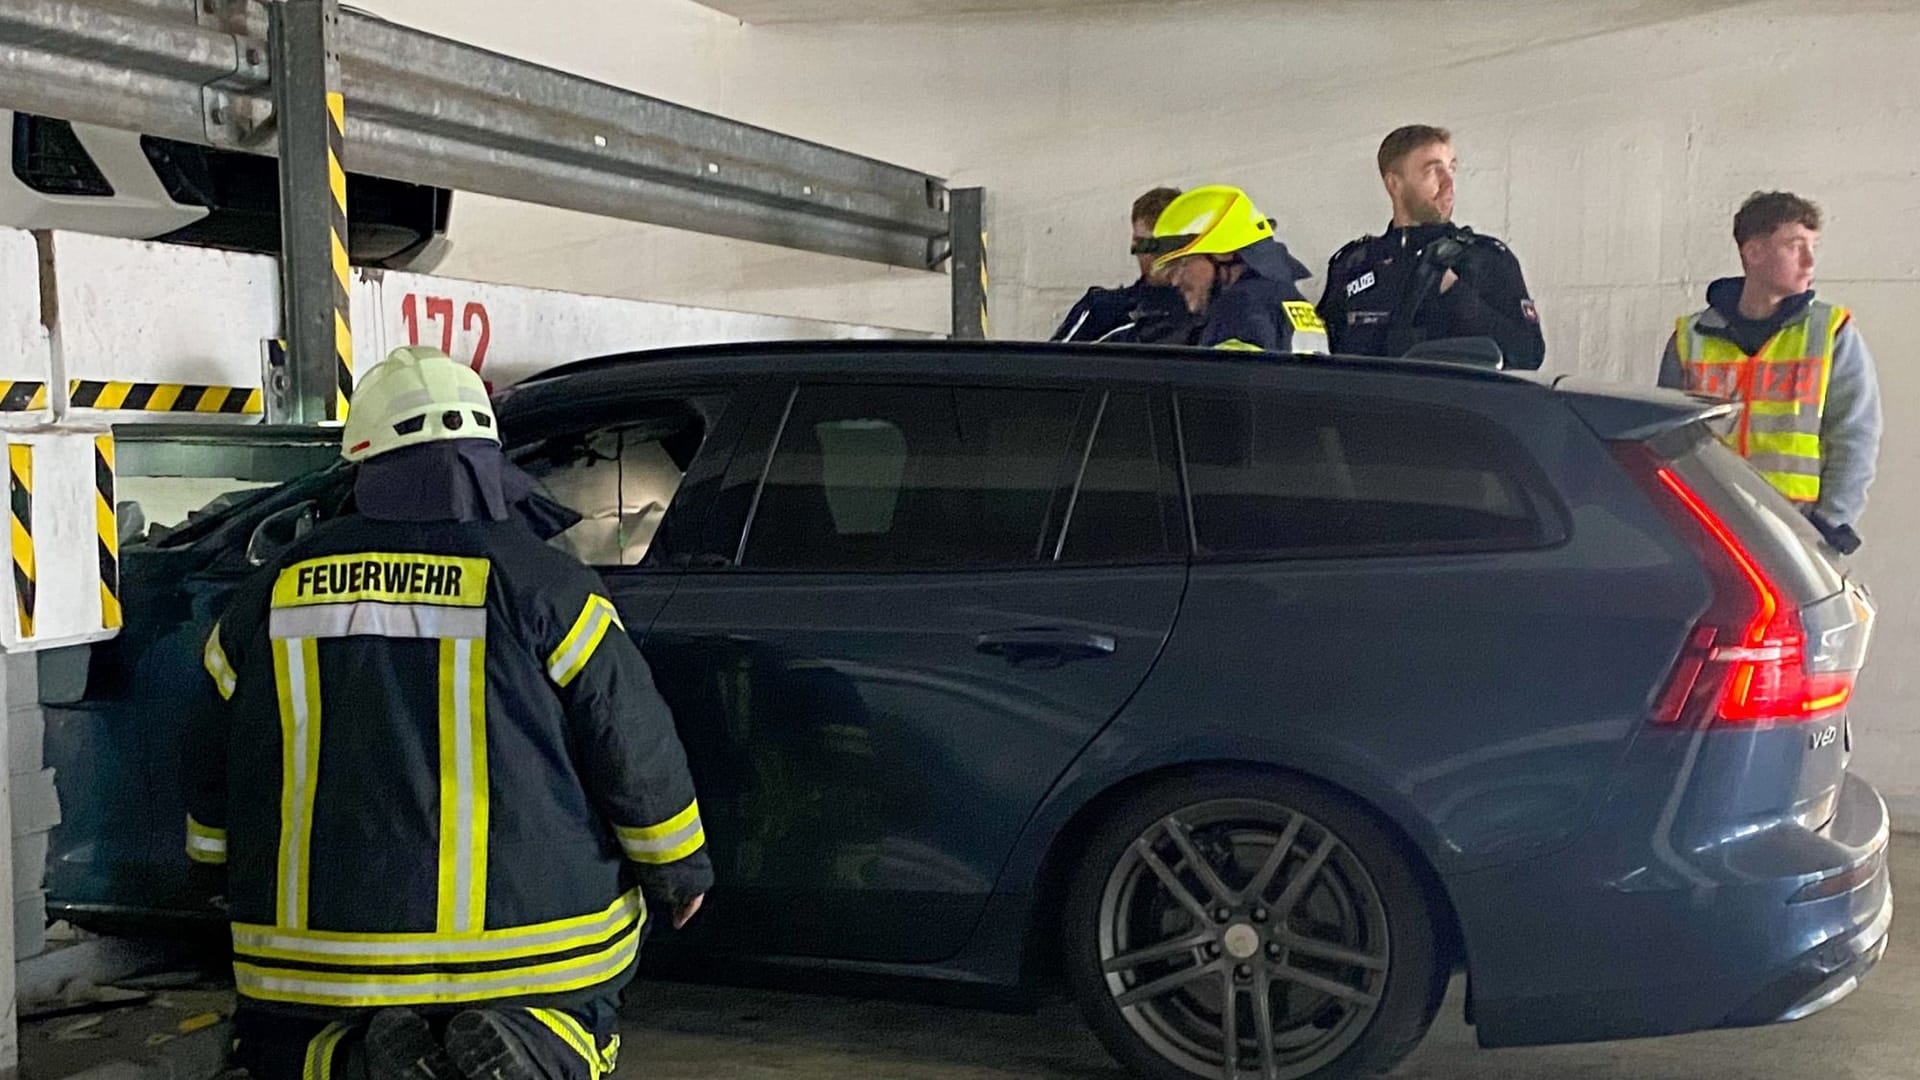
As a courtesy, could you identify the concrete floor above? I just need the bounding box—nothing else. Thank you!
[617,836,1914,1080]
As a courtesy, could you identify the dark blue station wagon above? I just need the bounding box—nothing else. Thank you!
[46,342,1890,1080]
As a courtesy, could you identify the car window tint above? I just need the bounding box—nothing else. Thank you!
[1180,390,1547,558]
[1058,392,1176,564]
[743,384,1083,571]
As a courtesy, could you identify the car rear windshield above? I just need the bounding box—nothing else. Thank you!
[1656,423,1845,604]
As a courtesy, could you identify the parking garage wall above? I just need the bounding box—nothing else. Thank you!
[373,0,1920,826]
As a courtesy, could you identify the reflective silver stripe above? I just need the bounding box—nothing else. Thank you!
[1748,410,1821,435]
[1745,452,1822,477]
[282,639,315,928]
[451,637,477,933]
[1803,302,1836,351]
[231,892,643,961]
[387,388,492,412]
[204,626,237,699]
[547,600,615,686]
[187,833,227,857]
[1290,328,1329,356]
[271,603,487,641]
[620,817,702,860]
[234,929,642,1006]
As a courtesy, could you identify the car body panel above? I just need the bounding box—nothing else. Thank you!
[40,341,1889,1056]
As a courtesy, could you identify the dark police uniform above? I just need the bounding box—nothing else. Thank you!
[1050,279,1196,345]
[1316,223,1544,369]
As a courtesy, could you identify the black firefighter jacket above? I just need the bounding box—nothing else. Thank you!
[186,511,713,1018]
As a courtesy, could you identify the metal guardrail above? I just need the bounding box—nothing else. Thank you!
[0,0,956,270]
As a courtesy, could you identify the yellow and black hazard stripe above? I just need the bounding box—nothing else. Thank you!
[327,90,354,420]
[69,381,262,414]
[977,228,990,338]
[0,382,49,412]
[95,435,121,630]
[9,445,33,639]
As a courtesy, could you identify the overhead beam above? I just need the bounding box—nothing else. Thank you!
[0,0,954,269]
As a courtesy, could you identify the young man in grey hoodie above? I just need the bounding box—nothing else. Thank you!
[1659,191,1882,552]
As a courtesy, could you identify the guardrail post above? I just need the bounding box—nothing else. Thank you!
[268,0,350,425]
[948,188,987,340]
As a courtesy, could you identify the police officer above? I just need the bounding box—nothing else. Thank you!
[1318,125,1545,369]
[1051,186,1194,344]
[187,347,712,1080]
[1140,184,1328,354]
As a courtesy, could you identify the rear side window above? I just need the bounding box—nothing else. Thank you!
[742,384,1084,570]
[1057,391,1180,564]
[1179,390,1552,558]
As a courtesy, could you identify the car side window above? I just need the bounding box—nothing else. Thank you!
[1179,390,1550,559]
[1056,391,1181,564]
[740,384,1085,571]
[513,397,717,567]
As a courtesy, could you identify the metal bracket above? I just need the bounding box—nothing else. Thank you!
[199,0,272,148]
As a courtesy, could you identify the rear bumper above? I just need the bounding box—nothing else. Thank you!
[1453,769,1891,1048]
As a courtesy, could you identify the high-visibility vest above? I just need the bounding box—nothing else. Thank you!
[1674,302,1846,504]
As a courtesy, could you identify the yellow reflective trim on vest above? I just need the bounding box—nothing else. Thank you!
[1748,431,1822,459]
[1759,471,1821,502]
[272,554,490,609]
[186,815,227,864]
[528,1010,601,1080]
[1212,339,1265,352]
[301,1022,351,1080]
[234,920,643,1008]
[273,637,323,930]
[232,890,644,967]
[436,637,490,935]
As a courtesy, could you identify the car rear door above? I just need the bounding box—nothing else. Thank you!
[644,373,1187,964]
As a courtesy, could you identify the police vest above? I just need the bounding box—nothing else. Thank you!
[1675,302,1845,504]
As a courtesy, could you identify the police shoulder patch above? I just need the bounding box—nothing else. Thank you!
[1331,236,1374,271]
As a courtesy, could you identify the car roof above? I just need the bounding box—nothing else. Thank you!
[507,338,1543,394]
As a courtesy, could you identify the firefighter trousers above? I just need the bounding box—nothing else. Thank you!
[232,998,621,1080]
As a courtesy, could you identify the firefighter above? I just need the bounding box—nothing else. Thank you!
[186,346,712,1080]
[1139,185,1328,354]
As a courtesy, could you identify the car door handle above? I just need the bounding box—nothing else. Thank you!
[975,629,1117,667]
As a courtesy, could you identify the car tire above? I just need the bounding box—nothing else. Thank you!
[1062,769,1447,1080]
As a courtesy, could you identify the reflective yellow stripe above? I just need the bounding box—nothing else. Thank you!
[437,637,489,934]
[1748,431,1822,458]
[204,623,237,700]
[528,1009,600,1080]
[1212,339,1265,352]
[599,1034,621,1075]
[1759,471,1821,502]
[232,890,643,967]
[274,638,322,929]
[548,595,622,688]
[234,921,642,1008]
[186,815,227,864]
[616,800,706,865]
[301,1022,350,1080]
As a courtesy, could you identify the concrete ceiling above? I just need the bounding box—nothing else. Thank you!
[696,0,1168,24]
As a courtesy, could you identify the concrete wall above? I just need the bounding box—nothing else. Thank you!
[373,0,1920,822]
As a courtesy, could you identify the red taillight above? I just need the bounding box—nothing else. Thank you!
[1639,463,1853,727]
